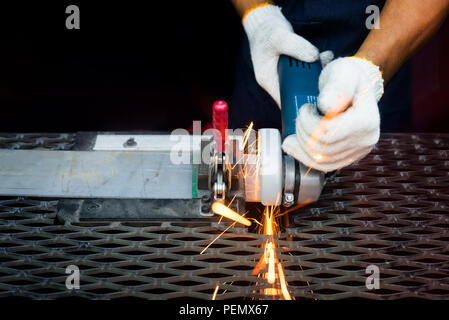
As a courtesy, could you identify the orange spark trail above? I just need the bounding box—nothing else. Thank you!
[211,202,251,227]
[277,263,292,300]
[212,285,219,300]
[274,200,311,218]
[227,194,238,208]
[232,122,256,170]
[252,206,293,300]
[241,121,254,150]
[200,210,249,255]
[266,242,276,284]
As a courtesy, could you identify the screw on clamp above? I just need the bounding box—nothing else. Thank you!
[201,204,211,213]
[284,193,294,207]
[86,201,101,212]
[201,195,211,203]
[200,201,213,217]
[123,137,137,148]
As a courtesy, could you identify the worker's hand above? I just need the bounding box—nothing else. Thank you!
[282,56,384,173]
[243,4,319,106]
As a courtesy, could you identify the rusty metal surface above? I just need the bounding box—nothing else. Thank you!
[0,133,449,300]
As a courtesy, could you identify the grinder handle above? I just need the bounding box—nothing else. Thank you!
[278,55,322,138]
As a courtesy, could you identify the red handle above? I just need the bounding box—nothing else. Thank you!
[212,100,228,153]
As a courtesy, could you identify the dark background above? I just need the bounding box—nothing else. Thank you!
[0,1,447,133]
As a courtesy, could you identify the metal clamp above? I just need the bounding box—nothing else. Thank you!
[283,155,296,207]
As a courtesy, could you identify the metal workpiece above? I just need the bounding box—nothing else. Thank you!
[1,133,449,300]
[0,149,193,199]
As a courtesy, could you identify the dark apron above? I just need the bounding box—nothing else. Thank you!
[230,0,412,132]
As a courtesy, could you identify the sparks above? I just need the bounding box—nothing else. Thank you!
[212,285,219,300]
[277,262,292,300]
[211,201,252,227]
[266,241,276,284]
[200,217,239,254]
[252,205,294,300]
[241,121,254,151]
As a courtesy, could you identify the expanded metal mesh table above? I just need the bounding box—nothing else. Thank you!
[0,133,448,300]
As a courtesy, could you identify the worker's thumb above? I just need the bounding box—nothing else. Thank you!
[277,31,319,63]
[317,58,359,116]
[319,51,334,68]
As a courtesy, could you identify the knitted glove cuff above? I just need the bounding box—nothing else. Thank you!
[350,56,384,101]
[243,4,288,37]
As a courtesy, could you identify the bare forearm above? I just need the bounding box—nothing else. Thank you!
[231,0,273,18]
[356,0,449,83]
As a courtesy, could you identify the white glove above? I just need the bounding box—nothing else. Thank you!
[282,56,384,173]
[243,4,319,106]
